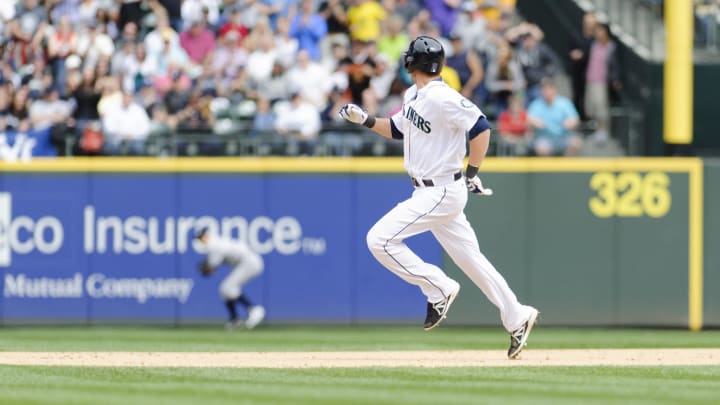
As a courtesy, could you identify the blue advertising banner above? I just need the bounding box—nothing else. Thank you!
[0,171,440,323]
[0,129,58,161]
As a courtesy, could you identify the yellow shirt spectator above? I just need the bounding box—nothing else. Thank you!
[440,66,462,91]
[377,33,409,64]
[347,0,387,42]
[476,0,516,21]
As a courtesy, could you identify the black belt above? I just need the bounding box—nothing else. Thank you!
[411,171,462,187]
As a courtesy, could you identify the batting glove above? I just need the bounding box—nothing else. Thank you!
[466,175,494,196]
[338,104,368,125]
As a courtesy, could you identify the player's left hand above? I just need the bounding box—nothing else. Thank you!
[338,104,368,125]
[466,175,494,196]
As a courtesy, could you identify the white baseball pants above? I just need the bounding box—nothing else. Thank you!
[219,255,264,301]
[366,178,534,332]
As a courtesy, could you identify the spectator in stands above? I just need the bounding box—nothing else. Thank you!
[111,40,137,88]
[425,0,461,36]
[497,94,529,155]
[7,0,47,68]
[47,16,77,97]
[71,68,102,133]
[347,0,386,43]
[218,6,250,43]
[163,70,193,129]
[0,3,15,46]
[29,87,74,133]
[253,62,290,103]
[286,50,330,111]
[439,64,462,91]
[246,34,278,85]
[182,89,215,130]
[97,76,123,118]
[512,24,561,102]
[585,22,620,142]
[7,86,31,133]
[392,0,422,24]
[145,15,180,58]
[154,32,190,77]
[28,85,74,152]
[275,91,321,155]
[445,32,485,101]
[102,90,150,155]
[343,40,378,115]
[157,0,183,32]
[322,42,351,96]
[137,80,163,117]
[289,0,328,60]
[452,2,486,52]
[24,58,54,100]
[78,0,100,27]
[0,83,11,130]
[485,41,525,115]
[118,21,141,48]
[274,17,300,68]
[128,43,158,92]
[180,18,216,65]
[252,97,276,134]
[119,0,144,33]
[212,30,248,89]
[319,0,350,56]
[181,0,220,31]
[75,20,116,70]
[377,15,409,66]
[569,12,597,121]
[527,79,581,156]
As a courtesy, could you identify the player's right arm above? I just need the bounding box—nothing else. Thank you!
[338,104,400,140]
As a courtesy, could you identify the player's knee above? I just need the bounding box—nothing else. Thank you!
[219,282,238,301]
[366,227,385,255]
[248,257,264,277]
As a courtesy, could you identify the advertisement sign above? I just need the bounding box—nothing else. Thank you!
[0,129,58,161]
[0,173,436,323]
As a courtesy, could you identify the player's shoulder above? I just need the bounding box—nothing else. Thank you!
[429,81,468,103]
[402,84,419,102]
[432,82,481,110]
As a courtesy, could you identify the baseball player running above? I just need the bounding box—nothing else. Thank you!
[339,36,539,359]
[196,227,266,330]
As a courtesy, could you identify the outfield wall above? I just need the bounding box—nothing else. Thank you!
[0,158,712,328]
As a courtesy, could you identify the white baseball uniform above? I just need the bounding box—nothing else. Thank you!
[205,236,264,301]
[365,79,535,332]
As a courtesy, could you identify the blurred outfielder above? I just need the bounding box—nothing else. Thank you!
[195,227,266,330]
[340,36,539,359]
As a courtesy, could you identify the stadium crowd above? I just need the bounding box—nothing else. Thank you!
[0,0,633,158]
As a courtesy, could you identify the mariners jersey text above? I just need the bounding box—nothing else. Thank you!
[403,105,432,133]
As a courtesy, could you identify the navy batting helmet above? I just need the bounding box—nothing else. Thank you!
[403,36,445,74]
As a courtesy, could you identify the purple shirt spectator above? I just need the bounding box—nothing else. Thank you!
[586,42,609,84]
[424,0,460,37]
[289,0,327,60]
[180,21,216,64]
[50,0,81,25]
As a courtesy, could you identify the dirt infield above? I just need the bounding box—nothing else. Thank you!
[1,349,719,368]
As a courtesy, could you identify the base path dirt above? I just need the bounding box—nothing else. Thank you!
[1,349,720,368]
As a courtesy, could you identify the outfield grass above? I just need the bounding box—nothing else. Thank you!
[1,365,719,405]
[1,325,720,351]
[1,326,719,404]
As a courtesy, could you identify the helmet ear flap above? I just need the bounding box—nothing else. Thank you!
[403,51,415,71]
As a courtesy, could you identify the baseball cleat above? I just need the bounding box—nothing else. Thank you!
[224,319,244,331]
[507,307,540,359]
[423,282,460,331]
[245,306,266,329]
